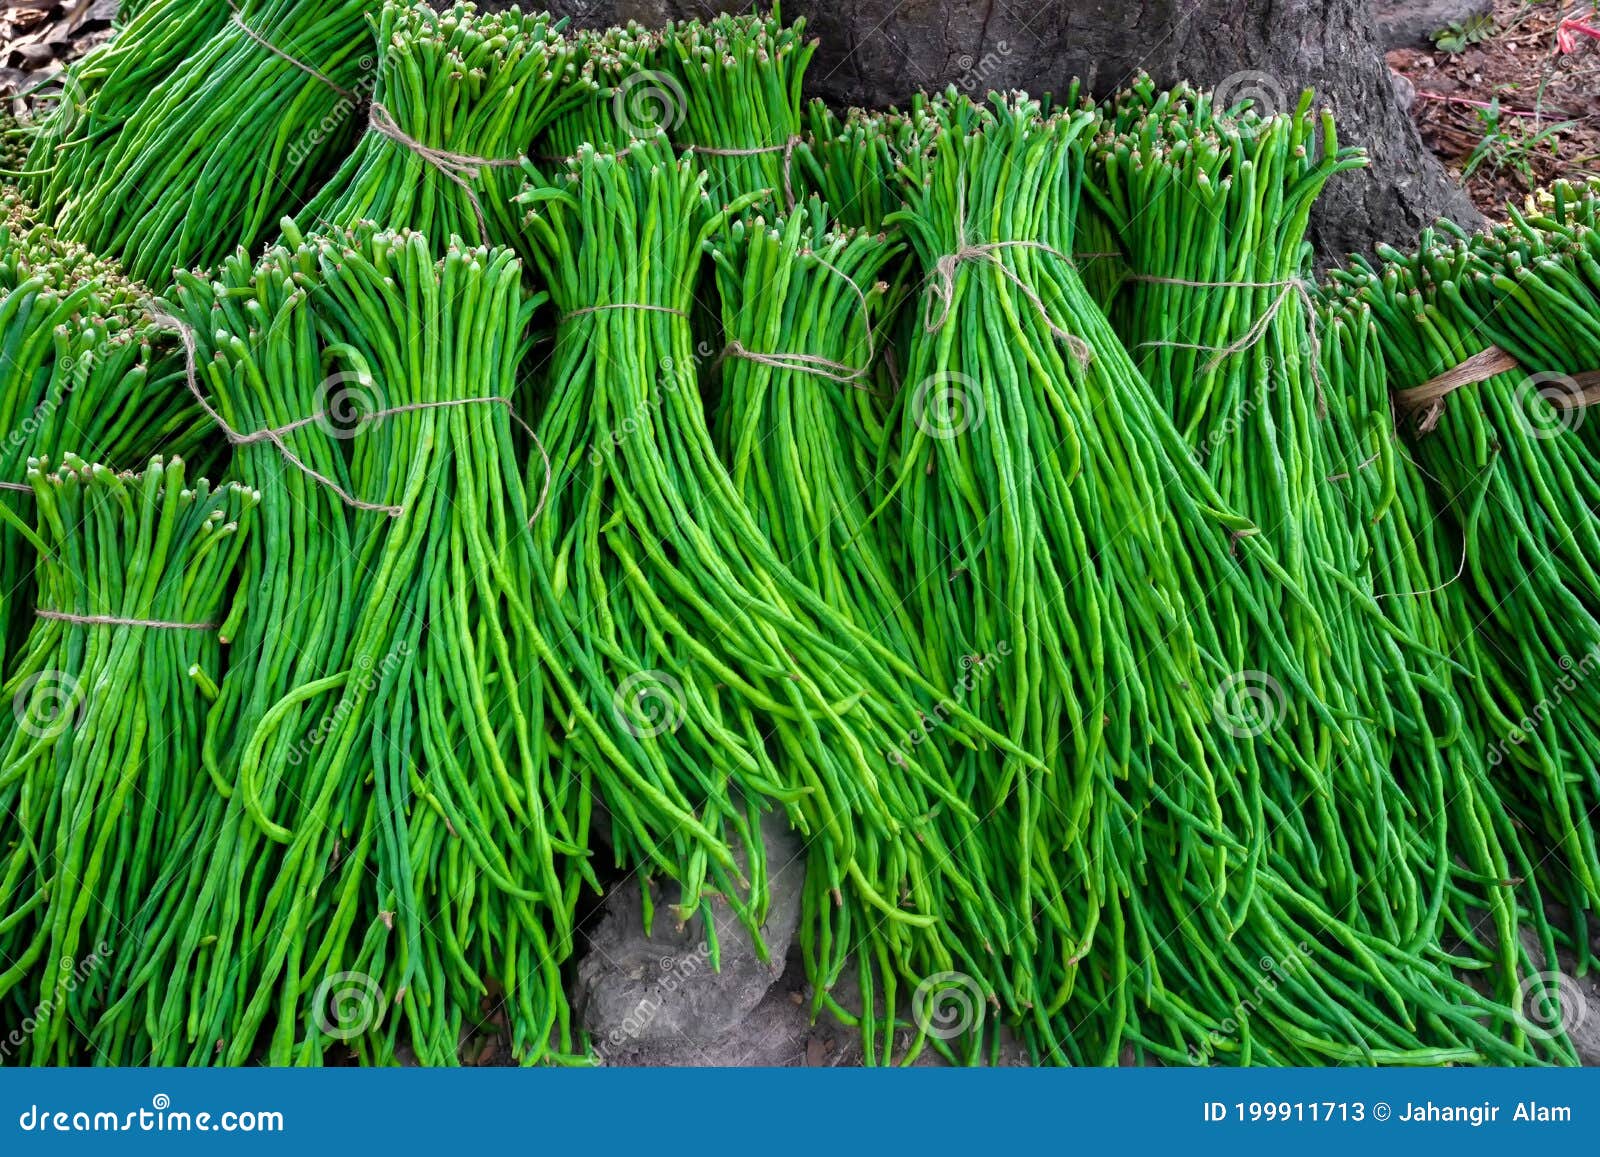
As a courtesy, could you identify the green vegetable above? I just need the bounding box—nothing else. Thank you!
[709,197,905,647]
[535,25,666,159]
[792,102,918,234]
[0,455,255,1065]
[99,222,587,1066]
[0,191,208,670]
[295,3,582,248]
[4,0,1598,1066]
[1327,186,1600,951]
[1087,78,1461,954]
[21,0,235,189]
[1314,288,1560,1018]
[25,0,375,286]
[655,12,815,208]
[883,91,1546,1065]
[518,136,1050,1066]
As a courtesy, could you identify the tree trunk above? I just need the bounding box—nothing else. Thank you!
[532,0,1481,258]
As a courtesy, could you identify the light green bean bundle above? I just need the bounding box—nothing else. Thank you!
[99,223,589,1066]
[25,0,375,286]
[792,102,915,234]
[295,3,584,248]
[655,12,814,208]
[21,0,234,192]
[709,198,907,648]
[886,92,1548,1065]
[710,202,1013,1063]
[518,136,1046,1064]
[1314,291,1560,1016]
[534,24,666,159]
[0,455,256,1065]
[788,99,939,409]
[1086,79,1449,953]
[0,192,208,670]
[99,226,395,1066]
[1328,192,1600,954]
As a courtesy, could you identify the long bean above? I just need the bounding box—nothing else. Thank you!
[0,455,255,1064]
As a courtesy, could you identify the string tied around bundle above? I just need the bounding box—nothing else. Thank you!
[150,308,552,525]
[719,249,880,391]
[921,185,1093,367]
[35,609,217,631]
[1128,274,1326,416]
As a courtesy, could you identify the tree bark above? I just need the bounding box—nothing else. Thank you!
[526,0,1480,259]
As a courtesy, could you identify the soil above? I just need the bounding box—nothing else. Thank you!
[0,0,114,96]
[1388,0,1600,215]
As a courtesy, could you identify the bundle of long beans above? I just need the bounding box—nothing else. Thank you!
[534,25,666,160]
[1314,291,1560,1010]
[1085,79,1469,958]
[1426,188,1600,955]
[655,12,814,208]
[1448,181,1600,464]
[101,226,384,1066]
[0,455,255,1065]
[99,223,589,1066]
[295,3,583,248]
[885,92,1546,1064]
[788,100,935,405]
[0,196,206,669]
[792,102,914,234]
[25,0,374,285]
[709,200,1007,1061]
[518,136,1047,1061]
[19,0,234,192]
[1328,196,1600,939]
[708,199,903,631]
[686,23,917,448]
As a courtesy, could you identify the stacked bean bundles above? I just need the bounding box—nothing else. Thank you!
[0,2,1596,1066]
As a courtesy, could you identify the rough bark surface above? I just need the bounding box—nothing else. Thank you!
[526,0,1483,258]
